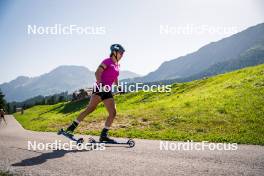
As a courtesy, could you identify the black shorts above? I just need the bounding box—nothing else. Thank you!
[92,87,113,101]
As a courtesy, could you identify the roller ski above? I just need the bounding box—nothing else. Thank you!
[88,136,135,148]
[57,128,84,145]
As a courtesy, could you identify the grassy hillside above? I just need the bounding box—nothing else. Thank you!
[14,64,264,144]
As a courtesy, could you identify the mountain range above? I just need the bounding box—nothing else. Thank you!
[0,66,140,102]
[123,23,264,83]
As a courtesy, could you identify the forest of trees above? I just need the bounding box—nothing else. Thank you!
[5,88,93,114]
[6,91,71,114]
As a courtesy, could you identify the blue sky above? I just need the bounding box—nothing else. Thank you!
[0,0,264,84]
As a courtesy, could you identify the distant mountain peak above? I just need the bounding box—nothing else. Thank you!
[50,65,91,73]
[9,76,30,84]
[0,65,140,102]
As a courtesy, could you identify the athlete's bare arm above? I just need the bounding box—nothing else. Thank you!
[114,78,119,86]
[95,63,107,83]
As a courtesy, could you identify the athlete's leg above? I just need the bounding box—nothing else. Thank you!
[77,94,101,122]
[103,98,116,127]
[66,94,101,132]
[100,98,116,141]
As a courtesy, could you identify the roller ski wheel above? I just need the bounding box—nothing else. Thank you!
[127,139,135,148]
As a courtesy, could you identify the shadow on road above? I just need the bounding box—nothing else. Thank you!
[11,149,90,166]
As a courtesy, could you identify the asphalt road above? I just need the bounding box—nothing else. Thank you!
[0,115,263,176]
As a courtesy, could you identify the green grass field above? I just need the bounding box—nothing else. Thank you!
[14,64,264,145]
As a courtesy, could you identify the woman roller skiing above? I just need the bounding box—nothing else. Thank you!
[64,44,125,142]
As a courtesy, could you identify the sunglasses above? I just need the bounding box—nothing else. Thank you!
[118,52,124,56]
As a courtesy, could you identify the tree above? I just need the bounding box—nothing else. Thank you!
[0,89,6,110]
[79,89,88,98]
[41,98,46,105]
[47,96,56,105]
[6,103,13,114]
[59,95,65,102]
[13,105,17,113]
